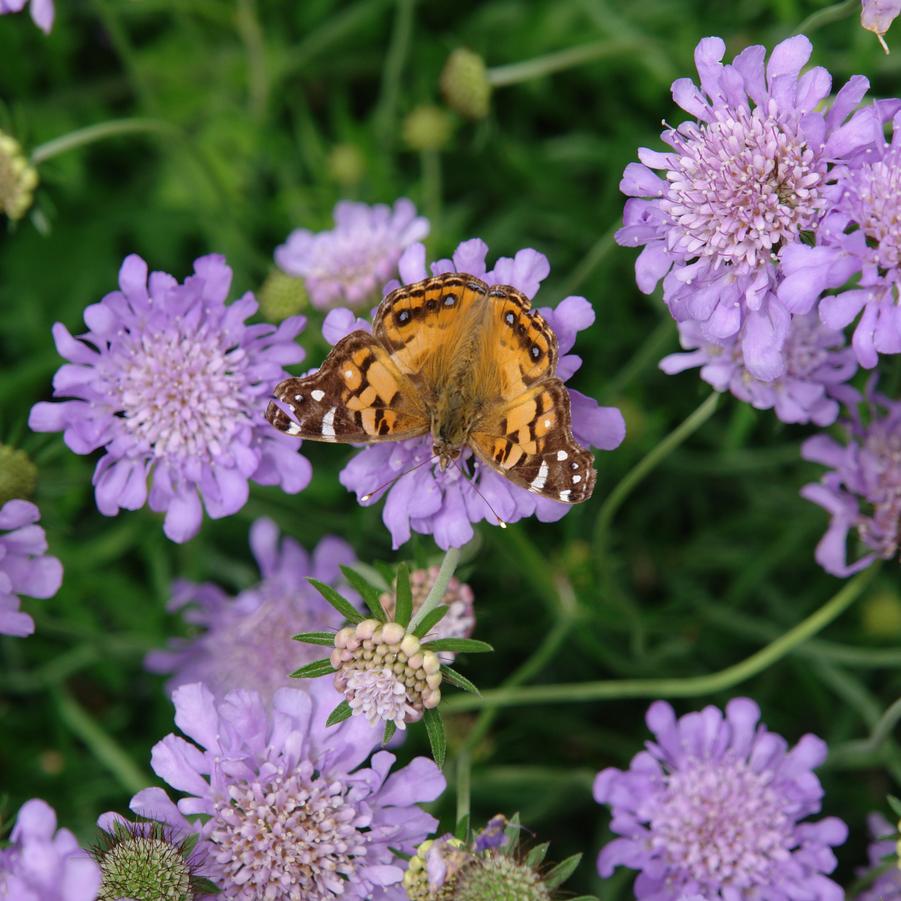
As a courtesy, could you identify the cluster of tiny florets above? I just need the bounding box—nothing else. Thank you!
[331,619,442,728]
[0,130,38,220]
[403,837,466,901]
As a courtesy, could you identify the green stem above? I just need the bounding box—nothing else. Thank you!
[487,39,644,88]
[594,392,719,560]
[30,118,178,166]
[603,318,674,399]
[559,221,618,298]
[828,696,901,767]
[456,751,471,824]
[421,149,442,230]
[54,687,151,795]
[442,566,878,712]
[236,0,270,121]
[375,0,416,143]
[408,547,462,631]
[795,0,858,35]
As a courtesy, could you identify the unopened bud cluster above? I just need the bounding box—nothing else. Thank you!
[330,619,442,728]
[0,444,38,505]
[403,836,466,901]
[258,270,309,321]
[0,131,38,220]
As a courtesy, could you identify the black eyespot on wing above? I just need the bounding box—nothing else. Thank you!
[530,344,541,360]
[504,311,515,325]
[443,294,457,307]
[426,298,437,311]
[396,310,411,325]
[516,323,526,336]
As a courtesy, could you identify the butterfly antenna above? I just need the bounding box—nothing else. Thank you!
[360,454,437,503]
[451,457,507,529]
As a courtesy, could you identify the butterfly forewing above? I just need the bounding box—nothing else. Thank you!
[469,379,596,503]
[266,332,429,444]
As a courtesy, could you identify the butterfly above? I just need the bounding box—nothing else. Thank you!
[265,272,596,504]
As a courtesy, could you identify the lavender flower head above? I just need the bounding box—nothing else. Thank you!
[660,311,857,426]
[145,517,355,703]
[802,383,901,576]
[145,679,444,899]
[594,698,847,900]
[275,199,429,310]
[29,254,311,543]
[0,500,62,638]
[326,238,625,550]
[618,35,874,381]
[0,0,53,32]
[780,108,901,369]
[856,813,901,901]
[0,799,101,900]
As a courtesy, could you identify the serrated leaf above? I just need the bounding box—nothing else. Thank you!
[308,578,365,624]
[293,631,337,646]
[326,700,353,727]
[543,853,582,890]
[454,813,471,841]
[290,658,336,679]
[423,707,446,767]
[412,604,449,638]
[440,665,480,694]
[394,563,413,627]
[422,638,493,654]
[525,842,550,867]
[383,720,397,745]
[340,565,387,621]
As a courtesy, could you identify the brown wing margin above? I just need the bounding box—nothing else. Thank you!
[265,331,429,444]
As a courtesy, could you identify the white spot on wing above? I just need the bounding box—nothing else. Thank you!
[321,406,337,441]
[544,418,551,428]
[559,489,571,501]
[294,394,303,401]
[572,474,582,484]
[556,450,568,461]
[529,460,549,493]
[311,389,326,402]
[286,422,302,436]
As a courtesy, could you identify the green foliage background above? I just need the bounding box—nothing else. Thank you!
[1,0,900,895]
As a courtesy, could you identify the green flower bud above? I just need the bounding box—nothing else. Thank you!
[327,143,366,187]
[454,855,551,901]
[0,445,38,505]
[403,105,455,152]
[440,49,491,120]
[258,270,309,322]
[0,131,39,221]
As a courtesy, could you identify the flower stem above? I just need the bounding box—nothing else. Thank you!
[593,391,719,561]
[375,0,416,143]
[421,149,442,230]
[236,0,270,122]
[409,546,462,631]
[54,687,150,795]
[559,221,618,298]
[795,0,858,35]
[30,118,178,166]
[442,566,878,711]
[486,39,644,88]
[456,751,471,824]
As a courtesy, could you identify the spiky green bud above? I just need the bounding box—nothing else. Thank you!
[403,105,455,152]
[0,445,38,505]
[454,855,551,901]
[258,270,309,322]
[440,49,491,119]
[0,131,38,221]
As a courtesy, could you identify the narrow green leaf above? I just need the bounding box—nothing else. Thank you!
[454,813,471,842]
[394,563,413,627]
[382,720,397,745]
[290,658,336,679]
[389,846,412,862]
[440,665,480,695]
[567,896,600,901]
[423,707,446,767]
[888,795,901,819]
[293,631,337,646]
[412,604,449,638]
[525,842,550,867]
[543,853,582,890]
[503,813,521,854]
[192,877,222,895]
[421,638,493,654]
[308,578,364,624]
[326,700,354,727]
[340,565,387,621]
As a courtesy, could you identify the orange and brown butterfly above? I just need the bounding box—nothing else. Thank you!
[265,271,596,506]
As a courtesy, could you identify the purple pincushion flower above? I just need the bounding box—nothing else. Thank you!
[275,199,429,310]
[145,517,355,703]
[0,0,53,32]
[856,813,901,900]
[145,679,444,900]
[0,500,62,638]
[660,311,857,425]
[779,109,901,370]
[325,238,625,550]
[617,35,875,381]
[801,383,901,576]
[594,698,847,900]
[29,254,311,543]
[0,799,101,900]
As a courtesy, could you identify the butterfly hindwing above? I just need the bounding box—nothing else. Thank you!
[469,378,596,503]
[266,332,428,443]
